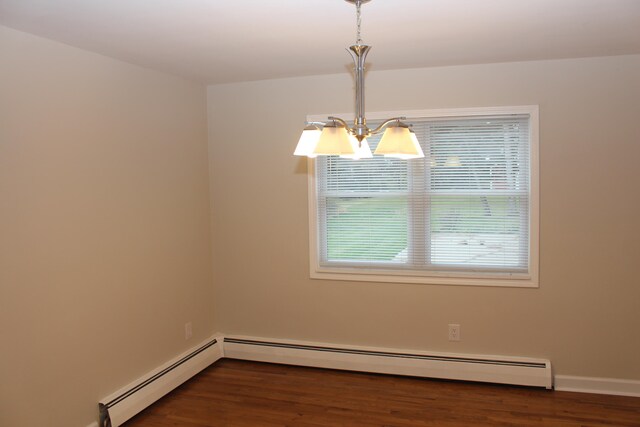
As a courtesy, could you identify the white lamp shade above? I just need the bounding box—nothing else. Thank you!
[293,127,321,157]
[376,126,424,158]
[383,130,424,159]
[313,125,355,155]
[340,137,372,159]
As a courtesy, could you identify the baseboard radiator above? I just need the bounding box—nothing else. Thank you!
[97,334,551,426]
[98,336,222,427]
[224,336,553,389]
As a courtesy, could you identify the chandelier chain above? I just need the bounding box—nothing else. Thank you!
[356,0,363,45]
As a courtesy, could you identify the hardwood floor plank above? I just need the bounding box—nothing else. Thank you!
[123,359,640,426]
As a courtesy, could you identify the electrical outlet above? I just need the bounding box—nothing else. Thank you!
[448,323,460,341]
[184,322,192,340]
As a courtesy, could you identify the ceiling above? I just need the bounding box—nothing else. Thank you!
[1,0,640,85]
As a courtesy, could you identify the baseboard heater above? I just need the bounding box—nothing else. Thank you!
[98,336,222,427]
[97,335,551,426]
[223,336,552,389]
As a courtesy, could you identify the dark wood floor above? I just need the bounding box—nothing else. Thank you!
[123,359,640,426]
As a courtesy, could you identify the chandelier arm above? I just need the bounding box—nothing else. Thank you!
[369,117,407,135]
[327,116,351,129]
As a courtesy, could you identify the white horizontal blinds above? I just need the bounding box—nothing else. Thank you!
[316,114,530,274]
[317,132,411,265]
[425,116,529,272]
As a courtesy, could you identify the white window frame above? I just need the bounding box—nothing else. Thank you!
[307,106,539,288]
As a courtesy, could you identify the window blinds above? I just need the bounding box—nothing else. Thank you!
[315,114,531,275]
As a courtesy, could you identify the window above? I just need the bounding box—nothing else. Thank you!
[308,106,539,287]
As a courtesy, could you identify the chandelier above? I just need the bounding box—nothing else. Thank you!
[294,0,424,160]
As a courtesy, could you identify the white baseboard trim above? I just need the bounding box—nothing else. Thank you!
[554,375,640,397]
[99,334,223,427]
[223,335,553,389]
[86,422,99,427]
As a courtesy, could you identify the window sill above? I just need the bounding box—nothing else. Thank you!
[311,267,538,288]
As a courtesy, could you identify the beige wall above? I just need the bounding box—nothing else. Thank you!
[208,55,640,380]
[0,26,214,427]
[1,22,638,426]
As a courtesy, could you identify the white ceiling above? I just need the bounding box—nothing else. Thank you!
[1,0,640,84]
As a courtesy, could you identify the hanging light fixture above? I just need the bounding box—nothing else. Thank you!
[293,0,423,160]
